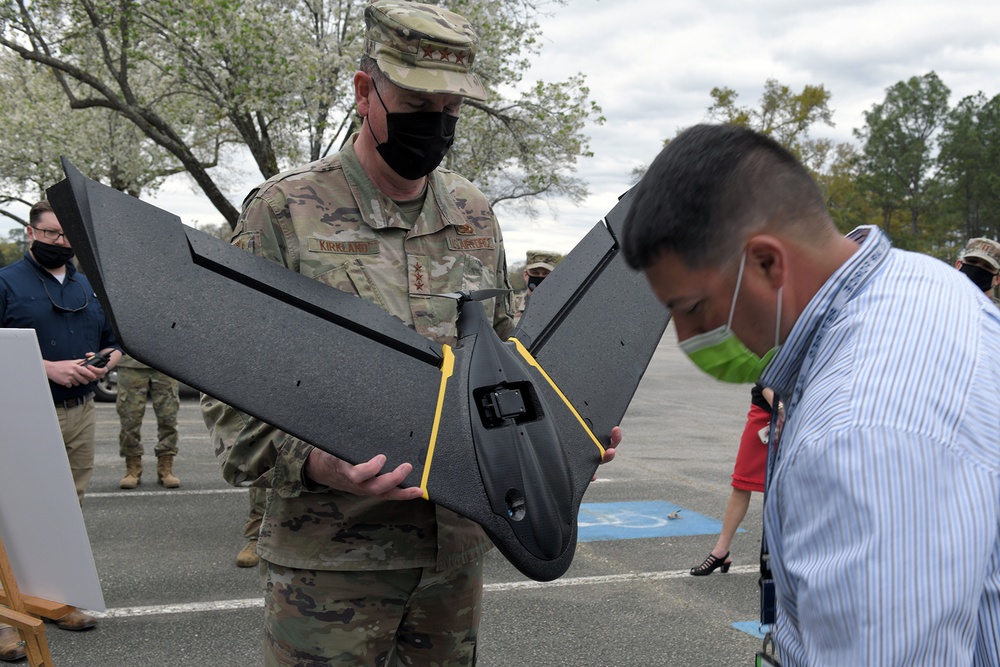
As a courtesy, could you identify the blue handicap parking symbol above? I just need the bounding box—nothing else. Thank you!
[577,500,744,542]
[731,621,770,639]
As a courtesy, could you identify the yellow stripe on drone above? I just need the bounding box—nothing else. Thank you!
[421,344,455,499]
[508,337,605,456]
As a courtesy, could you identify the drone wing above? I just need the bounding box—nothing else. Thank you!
[512,189,672,448]
[47,159,444,469]
[47,161,668,582]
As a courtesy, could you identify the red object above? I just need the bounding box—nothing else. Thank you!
[731,403,771,493]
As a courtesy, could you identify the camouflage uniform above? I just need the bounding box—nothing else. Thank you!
[202,127,513,666]
[511,290,528,321]
[244,486,267,542]
[116,354,180,458]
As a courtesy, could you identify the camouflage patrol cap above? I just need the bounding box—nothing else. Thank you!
[961,237,1000,272]
[364,0,487,101]
[525,249,560,272]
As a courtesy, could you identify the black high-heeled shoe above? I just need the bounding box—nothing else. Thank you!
[690,551,732,576]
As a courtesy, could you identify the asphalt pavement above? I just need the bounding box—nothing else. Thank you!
[41,323,766,666]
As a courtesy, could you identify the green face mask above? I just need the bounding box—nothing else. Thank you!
[679,252,781,384]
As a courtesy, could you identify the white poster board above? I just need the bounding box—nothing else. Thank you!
[0,329,106,611]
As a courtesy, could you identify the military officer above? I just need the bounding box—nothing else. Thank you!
[200,2,620,664]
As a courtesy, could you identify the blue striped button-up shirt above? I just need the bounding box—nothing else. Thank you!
[760,226,1000,665]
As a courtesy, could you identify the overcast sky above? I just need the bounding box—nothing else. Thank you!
[7,0,1000,267]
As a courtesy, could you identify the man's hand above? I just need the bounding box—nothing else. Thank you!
[304,449,425,500]
[46,358,101,388]
[102,348,123,372]
[593,425,622,480]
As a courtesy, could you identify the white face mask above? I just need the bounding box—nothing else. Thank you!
[679,252,781,384]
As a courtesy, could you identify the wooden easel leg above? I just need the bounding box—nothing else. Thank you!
[0,609,53,667]
[0,533,54,666]
[24,628,55,667]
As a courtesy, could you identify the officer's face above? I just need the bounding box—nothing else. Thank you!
[363,76,464,144]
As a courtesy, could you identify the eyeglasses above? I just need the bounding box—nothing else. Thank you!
[31,226,68,243]
[37,274,89,313]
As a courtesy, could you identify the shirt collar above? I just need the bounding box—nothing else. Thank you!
[760,225,891,399]
[24,251,77,280]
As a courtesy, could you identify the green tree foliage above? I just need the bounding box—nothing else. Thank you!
[816,142,876,234]
[853,72,951,250]
[938,92,1000,246]
[707,78,835,173]
[0,0,603,229]
[0,226,27,267]
[633,73,1000,258]
[0,51,186,213]
[632,79,844,183]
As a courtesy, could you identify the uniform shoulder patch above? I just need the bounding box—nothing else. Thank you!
[232,231,259,253]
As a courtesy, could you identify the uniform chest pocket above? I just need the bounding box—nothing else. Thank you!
[409,253,491,294]
[4,293,51,325]
[313,259,391,314]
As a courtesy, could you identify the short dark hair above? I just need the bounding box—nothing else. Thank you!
[29,200,54,225]
[359,55,390,90]
[621,124,831,271]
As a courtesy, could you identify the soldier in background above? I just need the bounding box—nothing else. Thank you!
[116,355,180,488]
[955,236,1000,307]
[512,249,560,324]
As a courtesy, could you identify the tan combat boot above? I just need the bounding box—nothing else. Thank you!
[235,541,260,568]
[119,455,142,489]
[156,455,180,488]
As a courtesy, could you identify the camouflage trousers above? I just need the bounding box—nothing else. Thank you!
[116,366,180,458]
[245,487,267,541]
[261,557,483,667]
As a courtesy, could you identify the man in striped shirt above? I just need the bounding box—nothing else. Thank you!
[621,123,1000,665]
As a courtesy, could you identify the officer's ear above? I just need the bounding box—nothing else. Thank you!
[355,71,373,117]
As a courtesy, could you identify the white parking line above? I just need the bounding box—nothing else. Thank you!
[91,565,758,618]
[90,480,619,499]
[96,599,262,618]
[484,565,758,591]
[87,487,249,499]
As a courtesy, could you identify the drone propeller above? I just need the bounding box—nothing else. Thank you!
[425,288,511,304]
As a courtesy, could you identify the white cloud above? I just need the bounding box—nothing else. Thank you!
[6,0,1000,267]
[496,0,1000,264]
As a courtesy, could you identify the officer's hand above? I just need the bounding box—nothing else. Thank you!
[304,449,425,501]
[592,425,622,481]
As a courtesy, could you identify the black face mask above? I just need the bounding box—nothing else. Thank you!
[31,240,75,269]
[959,262,996,292]
[527,274,546,291]
[369,82,458,180]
